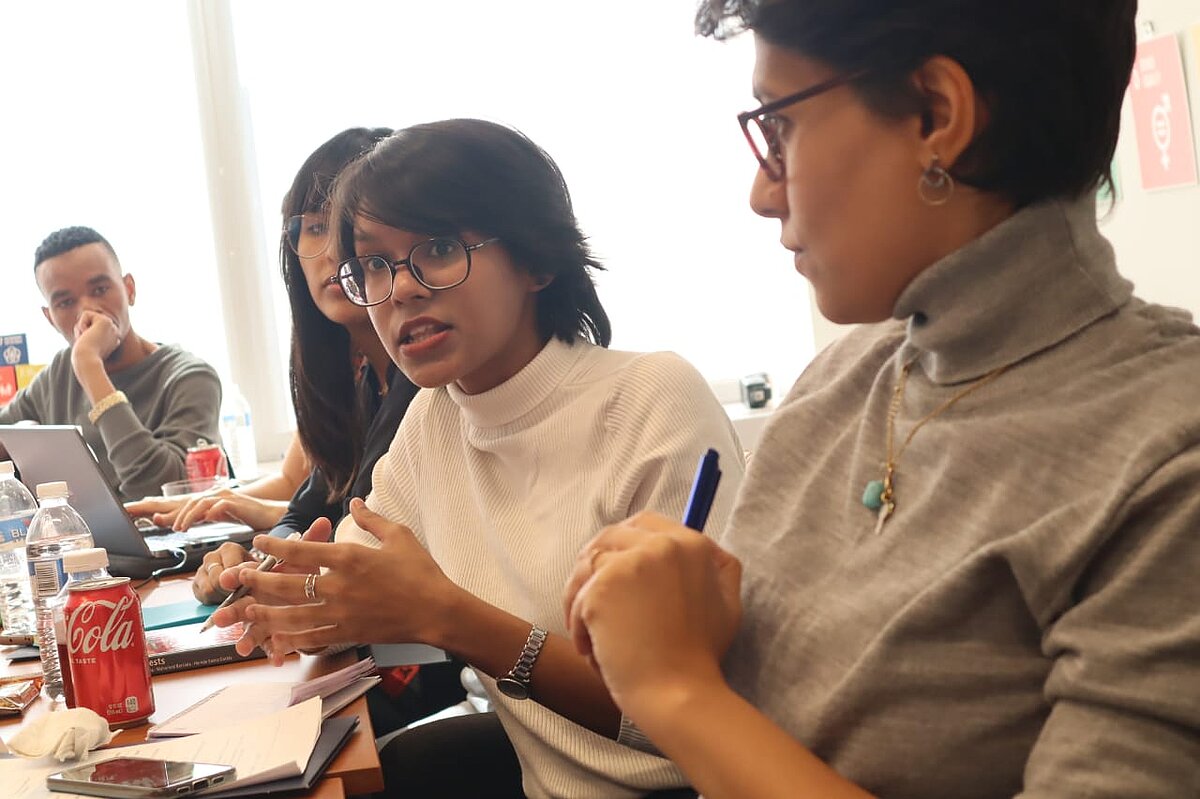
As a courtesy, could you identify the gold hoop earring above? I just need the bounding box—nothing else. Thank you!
[918,156,955,206]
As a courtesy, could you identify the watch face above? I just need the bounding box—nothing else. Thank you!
[496,676,530,700]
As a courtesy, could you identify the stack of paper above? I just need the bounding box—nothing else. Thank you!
[147,657,380,738]
[2,697,325,799]
[289,656,376,704]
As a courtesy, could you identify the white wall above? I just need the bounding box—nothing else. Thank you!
[1,2,816,459]
[9,5,1195,443]
[229,0,815,405]
[1105,2,1200,314]
[0,3,228,377]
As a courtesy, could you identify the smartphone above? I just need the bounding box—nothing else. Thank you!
[47,756,235,798]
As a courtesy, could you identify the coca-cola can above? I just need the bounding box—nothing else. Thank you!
[64,577,155,727]
[185,438,228,486]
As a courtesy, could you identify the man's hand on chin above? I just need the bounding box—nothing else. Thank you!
[71,311,122,365]
[71,311,122,404]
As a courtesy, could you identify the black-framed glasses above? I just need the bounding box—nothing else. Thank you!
[284,213,331,258]
[737,71,867,180]
[337,237,500,306]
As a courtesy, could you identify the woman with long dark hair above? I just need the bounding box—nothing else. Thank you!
[129,127,414,604]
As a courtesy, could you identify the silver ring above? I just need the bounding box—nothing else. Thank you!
[304,572,319,601]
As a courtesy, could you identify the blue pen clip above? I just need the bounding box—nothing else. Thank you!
[683,448,722,532]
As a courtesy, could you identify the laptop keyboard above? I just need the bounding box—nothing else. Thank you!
[145,531,198,550]
[141,521,256,554]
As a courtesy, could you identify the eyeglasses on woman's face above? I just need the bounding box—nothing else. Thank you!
[737,71,866,180]
[336,236,500,307]
[283,213,331,258]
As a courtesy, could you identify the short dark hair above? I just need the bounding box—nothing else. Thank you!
[331,118,612,347]
[281,127,393,501]
[696,0,1137,208]
[33,226,119,271]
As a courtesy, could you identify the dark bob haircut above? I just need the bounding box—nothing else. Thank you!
[696,0,1137,208]
[331,118,612,347]
[281,126,392,501]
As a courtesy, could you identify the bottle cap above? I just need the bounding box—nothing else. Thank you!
[64,547,109,573]
[36,481,70,499]
[0,461,13,476]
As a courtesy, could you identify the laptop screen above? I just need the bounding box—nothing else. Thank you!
[0,425,159,558]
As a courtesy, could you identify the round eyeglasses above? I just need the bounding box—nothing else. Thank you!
[336,237,500,307]
[283,213,331,258]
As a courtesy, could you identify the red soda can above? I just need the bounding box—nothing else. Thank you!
[56,637,76,707]
[185,438,229,486]
[64,577,155,727]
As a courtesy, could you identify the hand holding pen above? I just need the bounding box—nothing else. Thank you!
[564,447,742,688]
[199,531,302,632]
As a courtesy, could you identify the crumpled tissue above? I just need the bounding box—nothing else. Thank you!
[7,707,118,761]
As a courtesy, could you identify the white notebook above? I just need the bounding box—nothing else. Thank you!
[147,657,379,738]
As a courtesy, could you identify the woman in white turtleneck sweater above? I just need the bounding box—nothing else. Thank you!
[212,119,744,799]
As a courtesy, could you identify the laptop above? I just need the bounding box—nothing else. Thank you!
[0,425,258,579]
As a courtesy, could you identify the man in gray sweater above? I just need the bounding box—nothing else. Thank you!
[0,226,222,501]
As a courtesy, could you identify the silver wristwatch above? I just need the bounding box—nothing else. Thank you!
[495,625,548,700]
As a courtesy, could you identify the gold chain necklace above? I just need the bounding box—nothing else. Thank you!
[863,357,1009,534]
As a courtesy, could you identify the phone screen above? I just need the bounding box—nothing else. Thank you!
[50,757,234,797]
[86,757,197,788]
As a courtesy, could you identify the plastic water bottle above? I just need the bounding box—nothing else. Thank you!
[26,481,94,701]
[220,383,259,481]
[52,547,112,708]
[0,462,38,635]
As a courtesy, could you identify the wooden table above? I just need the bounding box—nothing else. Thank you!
[1,577,383,797]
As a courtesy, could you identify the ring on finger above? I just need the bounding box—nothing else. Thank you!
[304,572,319,601]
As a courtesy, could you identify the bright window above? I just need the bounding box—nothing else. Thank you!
[2,2,816,426]
[230,0,815,392]
[0,2,230,379]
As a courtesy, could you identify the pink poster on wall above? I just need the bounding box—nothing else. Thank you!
[1128,33,1197,191]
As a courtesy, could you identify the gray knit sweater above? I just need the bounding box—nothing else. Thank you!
[0,344,222,502]
[722,197,1200,797]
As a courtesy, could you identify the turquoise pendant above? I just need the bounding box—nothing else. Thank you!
[862,479,885,511]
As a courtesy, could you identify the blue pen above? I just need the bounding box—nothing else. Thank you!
[682,448,722,531]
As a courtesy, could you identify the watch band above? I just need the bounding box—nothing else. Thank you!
[497,625,548,700]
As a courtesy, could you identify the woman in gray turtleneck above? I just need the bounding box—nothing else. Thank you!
[566,2,1199,798]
